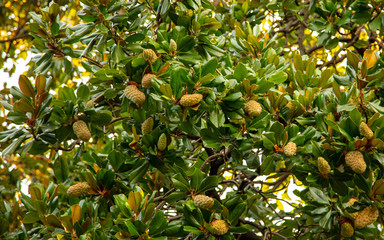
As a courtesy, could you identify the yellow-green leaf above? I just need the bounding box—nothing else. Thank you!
[363,50,377,69]
[71,204,82,225]
[372,179,384,195]
[128,191,142,215]
[36,74,46,95]
[19,75,35,98]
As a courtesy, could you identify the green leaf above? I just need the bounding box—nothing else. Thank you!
[114,194,132,218]
[18,75,35,98]
[23,212,40,224]
[53,157,69,183]
[233,63,247,82]
[308,187,329,205]
[109,150,123,171]
[125,221,140,236]
[268,71,287,84]
[149,211,167,236]
[197,176,218,193]
[183,226,203,235]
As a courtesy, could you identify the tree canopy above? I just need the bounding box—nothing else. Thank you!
[1,0,384,239]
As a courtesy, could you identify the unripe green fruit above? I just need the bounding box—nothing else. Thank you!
[124,85,146,107]
[283,142,297,156]
[340,222,354,237]
[180,94,203,107]
[73,120,91,141]
[210,220,229,235]
[244,100,262,117]
[194,195,214,209]
[142,117,154,135]
[359,122,374,139]
[345,151,366,174]
[169,39,177,52]
[317,157,331,175]
[157,133,167,151]
[142,74,156,88]
[354,206,379,229]
[67,182,90,197]
[143,49,158,64]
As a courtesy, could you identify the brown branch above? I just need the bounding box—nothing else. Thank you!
[239,219,266,234]
[107,116,131,126]
[55,140,80,151]
[200,153,223,170]
[0,33,29,43]
[82,55,103,68]
[320,25,364,68]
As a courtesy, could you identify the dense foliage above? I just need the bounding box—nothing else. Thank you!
[1,0,384,239]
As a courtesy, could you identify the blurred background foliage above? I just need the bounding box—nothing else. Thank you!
[1,0,384,239]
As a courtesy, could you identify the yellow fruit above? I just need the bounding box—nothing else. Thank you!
[180,94,203,107]
[142,117,154,135]
[317,157,331,175]
[244,100,262,117]
[67,182,90,197]
[345,151,366,174]
[143,49,158,64]
[340,222,354,237]
[157,133,167,151]
[359,122,374,139]
[354,206,379,229]
[85,100,94,109]
[210,220,229,235]
[124,85,146,107]
[283,142,297,156]
[73,120,91,141]
[169,39,177,52]
[194,195,214,209]
[142,74,156,88]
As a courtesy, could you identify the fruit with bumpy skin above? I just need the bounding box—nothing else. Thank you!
[67,182,90,197]
[142,74,156,88]
[340,222,354,237]
[359,122,374,139]
[143,49,158,64]
[354,206,379,229]
[85,100,94,109]
[124,85,146,107]
[345,151,366,174]
[157,133,167,151]
[170,39,177,52]
[283,142,297,156]
[244,100,262,117]
[210,220,229,235]
[142,117,154,135]
[317,157,331,174]
[73,120,91,141]
[180,94,203,107]
[194,195,214,209]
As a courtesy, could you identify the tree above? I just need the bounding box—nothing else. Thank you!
[1,0,384,239]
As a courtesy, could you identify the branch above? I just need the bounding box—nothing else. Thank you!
[200,153,223,170]
[0,33,29,43]
[107,116,132,126]
[239,219,266,234]
[82,55,103,68]
[320,25,364,68]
